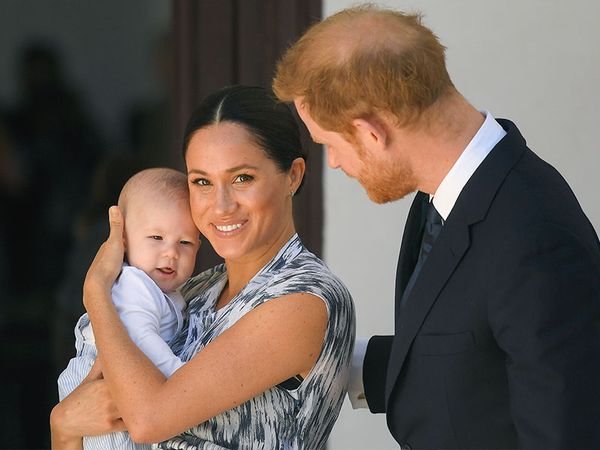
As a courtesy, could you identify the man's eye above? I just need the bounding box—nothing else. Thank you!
[234,174,253,183]
[150,235,163,241]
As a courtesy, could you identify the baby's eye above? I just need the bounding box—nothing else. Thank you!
[234,174,254,183]
[149,235,163,241]
[180,240,193,246]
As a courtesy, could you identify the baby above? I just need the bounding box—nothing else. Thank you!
[58,167,200,450]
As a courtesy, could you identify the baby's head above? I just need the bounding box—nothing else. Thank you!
[118,168,200,293]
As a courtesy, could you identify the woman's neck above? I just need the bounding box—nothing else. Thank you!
[216,224,296,309]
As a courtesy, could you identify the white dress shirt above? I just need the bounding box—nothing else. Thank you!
[348,111,507,409]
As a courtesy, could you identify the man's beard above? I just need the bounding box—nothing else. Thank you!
[357,149,417,204]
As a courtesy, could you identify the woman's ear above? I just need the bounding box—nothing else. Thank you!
[288,157,306,195]
[351,114,389,154]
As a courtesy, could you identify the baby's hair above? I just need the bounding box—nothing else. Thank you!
[118,167,189,217]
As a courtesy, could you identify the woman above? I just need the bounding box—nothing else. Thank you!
[51,85,355,449]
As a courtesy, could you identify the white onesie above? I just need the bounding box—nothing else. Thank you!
[57,264,186,450]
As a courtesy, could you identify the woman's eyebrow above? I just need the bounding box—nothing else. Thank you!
[187,165,259,176]
[226,164,259,173]
[187,168,208,175]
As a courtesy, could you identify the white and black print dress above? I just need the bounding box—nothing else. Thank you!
[155,234,355,450]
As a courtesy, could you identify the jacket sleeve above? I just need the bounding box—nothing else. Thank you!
[363,335,394,413]
[489,223,600,449]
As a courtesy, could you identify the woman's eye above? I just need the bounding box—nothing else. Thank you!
[234,174,254,183]
[150,235,163,241]
[192,178,210,186]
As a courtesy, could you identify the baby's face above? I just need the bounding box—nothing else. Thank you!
[124,196,200,293]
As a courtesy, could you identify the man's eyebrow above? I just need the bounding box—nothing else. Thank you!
[187,165,259,176]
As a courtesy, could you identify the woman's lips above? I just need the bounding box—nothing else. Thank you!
[215,223,242,232]
[213,220,247,236]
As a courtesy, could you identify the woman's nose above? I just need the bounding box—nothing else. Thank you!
[214,186,237,215]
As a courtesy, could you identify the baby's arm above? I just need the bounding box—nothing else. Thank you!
[112,267,184,377]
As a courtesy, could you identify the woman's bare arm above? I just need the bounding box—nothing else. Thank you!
[83,207,328,443]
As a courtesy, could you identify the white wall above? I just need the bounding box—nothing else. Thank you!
[322,1,600,449]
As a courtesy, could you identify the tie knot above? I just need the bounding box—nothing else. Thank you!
[422,202,443,250]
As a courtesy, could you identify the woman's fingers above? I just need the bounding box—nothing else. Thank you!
[52,379,124,438]
[84,358,104,382]
[84,206,125,299]
[104,206,125,261]
[111,418,127,433]
[108,206,124,247]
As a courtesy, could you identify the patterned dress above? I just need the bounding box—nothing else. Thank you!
[155,234,355,450]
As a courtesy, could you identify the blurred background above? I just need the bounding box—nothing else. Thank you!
[0,0,598,449]
[0,1,171,448]
[0,1,322,447]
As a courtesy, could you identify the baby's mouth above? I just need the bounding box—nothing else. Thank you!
[158,267,175,275]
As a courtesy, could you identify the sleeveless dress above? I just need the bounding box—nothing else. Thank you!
[154,234,355,450]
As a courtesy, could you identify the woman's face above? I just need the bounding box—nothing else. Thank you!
[185,122,300,264]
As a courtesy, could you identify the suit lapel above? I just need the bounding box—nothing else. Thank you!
[385,119,529,405]
[394,191,429,320]
[385,215,471,401]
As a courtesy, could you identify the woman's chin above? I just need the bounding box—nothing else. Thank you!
[211,241,247,262]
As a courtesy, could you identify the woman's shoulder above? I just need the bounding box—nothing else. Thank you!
[266,245,353,308]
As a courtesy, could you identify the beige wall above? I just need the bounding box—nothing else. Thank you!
[322,1,600,449]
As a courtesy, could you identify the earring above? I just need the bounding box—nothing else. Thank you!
[290,190,296,197]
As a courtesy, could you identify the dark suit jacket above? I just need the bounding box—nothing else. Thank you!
[363,119,600,449]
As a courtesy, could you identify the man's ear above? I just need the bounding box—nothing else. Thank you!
[352,115,389,153]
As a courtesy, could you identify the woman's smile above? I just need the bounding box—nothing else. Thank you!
[214,221,247,234]
[186,122,297,265]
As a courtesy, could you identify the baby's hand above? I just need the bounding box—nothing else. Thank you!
[83,206,125,306]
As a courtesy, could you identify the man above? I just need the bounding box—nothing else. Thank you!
[273,5,600,450]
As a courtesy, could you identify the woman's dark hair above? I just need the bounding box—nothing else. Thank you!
[182,85,307,193]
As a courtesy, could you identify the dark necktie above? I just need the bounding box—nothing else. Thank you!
[398,201,444,310]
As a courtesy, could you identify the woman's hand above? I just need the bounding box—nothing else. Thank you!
[83,206,125,308]
[50,360,126,449]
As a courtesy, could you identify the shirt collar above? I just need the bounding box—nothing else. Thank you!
[432,111,507,221]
